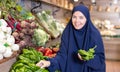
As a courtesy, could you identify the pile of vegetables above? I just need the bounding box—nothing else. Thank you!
[0,0,22,19]
[10,47,48,72]
[0,0,34,21]
[12,20,38,49]
[0,19,19,60]
[78,45,97,61]
[36,47,59,58]
[36,10,65,38]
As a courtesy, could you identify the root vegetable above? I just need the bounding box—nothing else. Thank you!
[21,21,27,28]
[15,22,22,31]
[30,22,36,29]
[19,32,25,39]
[21,29,28,34]
[28,29,34,35]
[19,40,27,47]
[12,31,19,38]
[6,20,14,29]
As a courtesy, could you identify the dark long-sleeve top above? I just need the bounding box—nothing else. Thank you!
[47,5,106,72]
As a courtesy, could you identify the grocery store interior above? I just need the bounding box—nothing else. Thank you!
[0,0,120,72]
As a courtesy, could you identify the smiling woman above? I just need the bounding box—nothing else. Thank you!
[72,11,87,30]
[36,4,106,72]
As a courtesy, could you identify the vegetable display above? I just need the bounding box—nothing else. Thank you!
[10,47,48,72]
[36,47,59,58]
[78,45,97,61]
[36,10,65,38]
[0,19,19,60]
[32,28,49,46]
[12,20,38,49]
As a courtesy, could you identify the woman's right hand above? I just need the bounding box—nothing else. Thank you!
[78,53,84,60]
[36,60,51,68]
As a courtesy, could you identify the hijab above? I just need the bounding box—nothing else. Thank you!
[63,4,99,51]
[61,4,105,72]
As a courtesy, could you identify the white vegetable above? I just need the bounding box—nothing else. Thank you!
[5,34,11,39]
[0,31,5,42]
[0,19,8,27]
[7,36,15,45]
[6,27,12,34]
[0,45,6,54]
[1,26,7,32]
[11,44,19,51]
[3,47,13,58]
[0,54,3,60]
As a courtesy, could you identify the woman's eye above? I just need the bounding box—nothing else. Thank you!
[72,16,76,18]
[79,16,83,19]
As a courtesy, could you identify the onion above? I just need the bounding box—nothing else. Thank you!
[0,45,6,53]
[0,19,8,27]
[0,54,3,60]
[1,26,7,32]
[11,44,19,51]
[3,47,13,58]
[6,27,12,34]
[7,36,15,46]
[0,31,5,42]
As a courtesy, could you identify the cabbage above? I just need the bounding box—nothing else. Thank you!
[32,29,49,46]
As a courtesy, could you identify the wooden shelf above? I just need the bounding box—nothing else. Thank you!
[0,51,19,64]
[34,0,72,11]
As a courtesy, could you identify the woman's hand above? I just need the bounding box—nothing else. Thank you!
[78,53,84,60]
[36,60,51,68]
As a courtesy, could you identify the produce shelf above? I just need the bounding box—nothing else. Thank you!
[0,51,19,64]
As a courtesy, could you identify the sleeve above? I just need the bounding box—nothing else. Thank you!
[47,37,68,72]
[86,35,106,71]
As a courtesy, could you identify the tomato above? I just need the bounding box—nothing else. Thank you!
[36,46,45,54]
[52,47,59,53]
[44,48,52,56]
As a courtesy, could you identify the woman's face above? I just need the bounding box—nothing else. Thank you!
[72,11,87,30]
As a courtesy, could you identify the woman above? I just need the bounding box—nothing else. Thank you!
[36,4,106,72]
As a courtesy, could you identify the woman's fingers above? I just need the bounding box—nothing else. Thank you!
[36,60,50,68]
[78,53,83,60]
[36,61,44,67]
